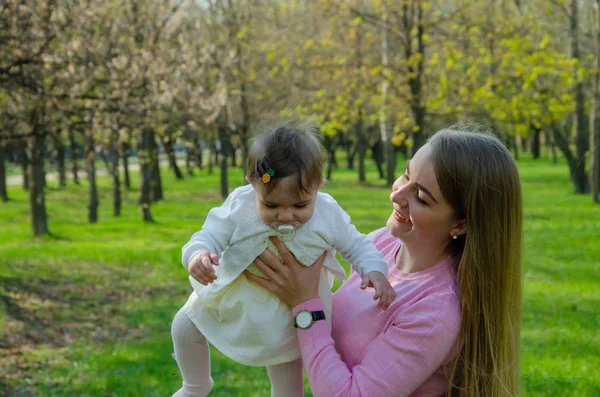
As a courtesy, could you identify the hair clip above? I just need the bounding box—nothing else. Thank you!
[261,169,275,183]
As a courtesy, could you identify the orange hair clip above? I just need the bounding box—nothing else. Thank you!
[261,169,275,183]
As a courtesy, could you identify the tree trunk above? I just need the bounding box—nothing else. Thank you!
[120,141,131,190]
[406,1,427,157]
[240,138,249,182]
[138,127,154,222]
[512,136,519,160]
[100,143,112,175]
[571,0,589,193]
[17,139,29,190]
[237,39,251,177]
[592,121,600,203]
[0,143,8,201]
[356,116,366,183]
[326,150,335,180]
[549,134,558,164]
[193,137,203,171]
[111,129,121,217]
[52,132,66,188]
[345,138,356,169]
[185,140,195,176]
[85,127,98,224]
[213,142,220,167]
[591,0,600,203]
[551,124,580,191]
[372,140,385,179]
[196,140,204,171]
[230,144,237,167]
[323,134,337,181]
[208,146,214,175]
[112,151,121,217]
[29,132,49,236]
[68,126,79,185]
[380,6,395,186]
[149,131,163,202]
[531,125,541,159]
[218,126,230,199]
[163,134,183,180]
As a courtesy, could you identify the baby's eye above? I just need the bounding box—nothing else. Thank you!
[294,204,307,209]
[265,204,278,209]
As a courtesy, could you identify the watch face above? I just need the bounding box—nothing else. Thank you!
[296,311,313,328]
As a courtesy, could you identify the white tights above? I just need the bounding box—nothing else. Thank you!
[171,308,304,397]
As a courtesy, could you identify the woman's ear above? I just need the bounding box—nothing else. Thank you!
[450,219,467,238]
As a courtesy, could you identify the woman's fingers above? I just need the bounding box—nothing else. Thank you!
[269,236,297,267]
[258,247,284,272]
[253,255,284,284]
[314,251,326,269]
[243,270,274,292]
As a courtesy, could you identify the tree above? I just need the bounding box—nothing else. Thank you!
[590,0,600,203]
[570,0,589,193]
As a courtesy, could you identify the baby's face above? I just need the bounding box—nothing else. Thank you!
[253,176,319,226]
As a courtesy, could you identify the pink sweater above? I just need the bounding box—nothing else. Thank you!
[292,228,462,397]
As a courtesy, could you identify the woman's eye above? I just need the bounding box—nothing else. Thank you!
[416,195,428,206]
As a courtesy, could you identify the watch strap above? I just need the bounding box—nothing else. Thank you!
[311,310,326,322]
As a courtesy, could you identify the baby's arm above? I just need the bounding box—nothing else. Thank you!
[182,191,239,281]
[188,251,220,285]
[360,270,396,310]
[328,205,395,309]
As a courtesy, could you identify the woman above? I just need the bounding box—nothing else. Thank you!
[246,128,523,397]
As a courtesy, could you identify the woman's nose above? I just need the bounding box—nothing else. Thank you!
[390,186,408,207]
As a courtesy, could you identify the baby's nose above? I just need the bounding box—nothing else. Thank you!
[277,210,295,223]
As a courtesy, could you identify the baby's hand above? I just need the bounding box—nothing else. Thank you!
[361,271,396,310]
[188,251,220,285]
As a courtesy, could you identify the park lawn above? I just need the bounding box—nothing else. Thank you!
[0,154,599,396]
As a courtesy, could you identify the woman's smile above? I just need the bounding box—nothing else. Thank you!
[393,210,412,224]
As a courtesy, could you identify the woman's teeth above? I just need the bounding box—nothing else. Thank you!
[394,210,411,223]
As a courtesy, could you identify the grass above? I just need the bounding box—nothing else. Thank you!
[1,152,599,396]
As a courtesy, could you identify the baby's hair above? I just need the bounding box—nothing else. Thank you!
[246,119,323,199]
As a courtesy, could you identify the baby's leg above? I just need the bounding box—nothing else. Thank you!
[266,358,304,397]
[171,308,214,397]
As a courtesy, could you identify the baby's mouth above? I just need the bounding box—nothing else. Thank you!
[269,221,301,241]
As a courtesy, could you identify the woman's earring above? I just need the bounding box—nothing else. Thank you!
[452,235,458,240]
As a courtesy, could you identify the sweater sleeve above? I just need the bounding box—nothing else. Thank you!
[328,206,389,277]
[181,190,239,269]
[293,295,461,397]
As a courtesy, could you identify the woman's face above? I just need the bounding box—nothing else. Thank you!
[387,144,464,249]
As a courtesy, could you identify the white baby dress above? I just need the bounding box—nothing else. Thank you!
[181,184,388,366]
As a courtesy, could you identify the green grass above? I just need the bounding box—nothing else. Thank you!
[1,153,599,396]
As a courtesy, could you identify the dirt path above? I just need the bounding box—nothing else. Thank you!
[6,159,185,186]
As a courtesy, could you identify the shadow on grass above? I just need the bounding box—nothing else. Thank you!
[47,232,73,241]
[0,270,173,397]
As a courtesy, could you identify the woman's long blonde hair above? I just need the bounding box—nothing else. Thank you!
[429,129,523,397]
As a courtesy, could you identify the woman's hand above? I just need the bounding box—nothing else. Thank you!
[244,236,326,308]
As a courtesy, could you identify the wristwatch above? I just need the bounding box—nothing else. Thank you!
[294,310,326,329]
